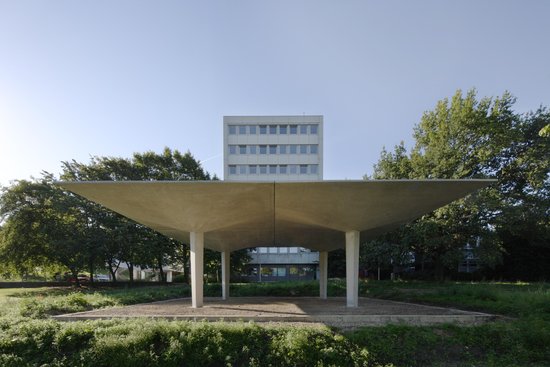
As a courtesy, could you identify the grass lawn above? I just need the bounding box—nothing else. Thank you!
[0,280,549,366]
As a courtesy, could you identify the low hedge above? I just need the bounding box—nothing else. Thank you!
[0,318,372,367]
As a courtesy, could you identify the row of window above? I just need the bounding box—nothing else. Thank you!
[245,265,316,278]
[228,164,319,175]
[229,144,319,155]
[251,247,309,254]
[228,124,318,135]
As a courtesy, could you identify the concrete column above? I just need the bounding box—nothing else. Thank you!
[166,270,173,283]
[221,250,230,300]
[345,230,360,307]
[190,232,204,308]
[319,251,328,299]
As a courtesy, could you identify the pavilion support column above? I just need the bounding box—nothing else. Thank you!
[221,250,230,300]
[345,230,360,307]
[190,232,204,308]
[319,251,328,299]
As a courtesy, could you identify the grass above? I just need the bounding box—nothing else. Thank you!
[0,284,189,318]
[1,280,549,366]
[362,280,550,319]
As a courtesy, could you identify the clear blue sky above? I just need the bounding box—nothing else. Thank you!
[1,0,549,186]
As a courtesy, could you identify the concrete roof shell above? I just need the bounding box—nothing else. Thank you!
[58,180,494,252]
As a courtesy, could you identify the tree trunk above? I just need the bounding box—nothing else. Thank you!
[434,256,445,281]
[107,260,119,282]
[157,257,165,282]
[71,268,81,288]
[127,263,134,282]
[89,259,95,284]
[181,243,190,284]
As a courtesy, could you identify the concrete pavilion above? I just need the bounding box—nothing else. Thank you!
[58,179,493,308]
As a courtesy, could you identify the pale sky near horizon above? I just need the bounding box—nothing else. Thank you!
[1,0,549,187]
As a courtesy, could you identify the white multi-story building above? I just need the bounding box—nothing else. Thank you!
[223,115,323,281]
[223,115,323,181]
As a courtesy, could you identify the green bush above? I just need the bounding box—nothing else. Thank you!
[14,286,188,318]
[0,319,373,367]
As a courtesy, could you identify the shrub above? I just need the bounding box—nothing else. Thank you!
[0,319,373,367]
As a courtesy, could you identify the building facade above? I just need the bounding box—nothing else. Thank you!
[223,115,323,281]
[223,115,323,181]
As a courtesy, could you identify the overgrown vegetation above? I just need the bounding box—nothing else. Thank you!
[349,280,550,366]
[0,319,373,367]
[1,281,550,366]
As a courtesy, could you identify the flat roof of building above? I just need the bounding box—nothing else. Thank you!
[57,180,494,252]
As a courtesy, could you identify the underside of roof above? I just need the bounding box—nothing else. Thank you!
[57,180,494,252]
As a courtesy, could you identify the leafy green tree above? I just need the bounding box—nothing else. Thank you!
[61,147,249,281]
[368,89,549,279]
[0,177,93,285]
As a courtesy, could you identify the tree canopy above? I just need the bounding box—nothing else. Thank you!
[0,147,248,283]
[366,89,549,280]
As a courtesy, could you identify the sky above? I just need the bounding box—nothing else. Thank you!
[0,0,549,187]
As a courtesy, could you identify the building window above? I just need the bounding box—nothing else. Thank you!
[310,124,318,134]
[259,247,267,253]
[279,247,288,253]
[249,145,257,154]
[259,165,267,174]
[279,145,287,154]
[239,165,247,174]
[229,165,236,175]
[269,125,277,134]
[300,125,308,134]
[289,165,297,174]
[310,164,318,174]
[269,145,277,154]
[249,125,257,134]
[239,125,247,135]
[289,247,298,253]
[300,145,308,154]
[259,125,267,134]
[300,164,308,174]
[290,125,297,134]
[259,145,267,154]
[269,165,277,174]
[229,125,237,135]
[289,145,297,154]
[239,145,247,154]
[279,165,287,174]
[229,145,237,154]
[310,144,318,154]
[249,165,257,174]
[279,125,287,134]
[268,247,278,253]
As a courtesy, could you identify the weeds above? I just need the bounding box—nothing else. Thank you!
[1,280,550,366]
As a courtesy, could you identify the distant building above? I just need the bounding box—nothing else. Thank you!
[223,115,323,281]
[223,115,323,181]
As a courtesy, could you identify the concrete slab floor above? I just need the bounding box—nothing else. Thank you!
[53,297,498,330]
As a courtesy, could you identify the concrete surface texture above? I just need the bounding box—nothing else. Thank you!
[54,297,497,330]
[57,180,493,252]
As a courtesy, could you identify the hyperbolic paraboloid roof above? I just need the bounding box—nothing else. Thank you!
[57,180,494,252]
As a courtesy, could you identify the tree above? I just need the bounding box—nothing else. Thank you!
[0,147,216,283]
[0,177,94,285]
[60,147,250,282]
[368,89,549,279]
